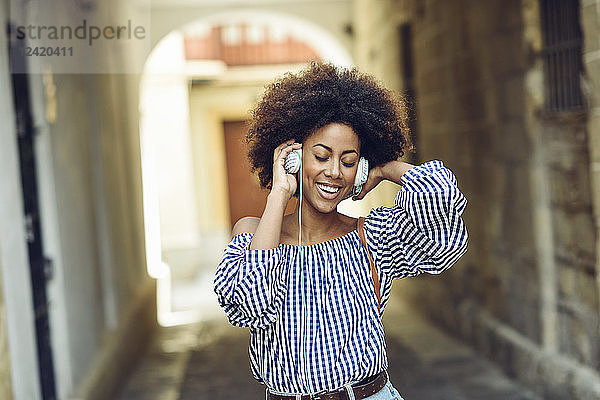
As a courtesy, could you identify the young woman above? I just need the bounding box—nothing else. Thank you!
[214,62,468,400]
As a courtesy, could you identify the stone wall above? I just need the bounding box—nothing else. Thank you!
[582,0,600,369]
[354,0,600,397]
[390,0,543,351]
[546,119,597,366]
[0,267,13,400]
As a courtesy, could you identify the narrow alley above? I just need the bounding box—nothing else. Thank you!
[3,1,600,400]
[117,297,541,400]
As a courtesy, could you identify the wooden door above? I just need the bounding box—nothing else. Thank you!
[223,120,296,229]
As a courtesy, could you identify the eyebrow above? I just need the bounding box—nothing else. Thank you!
[312,143,359,156]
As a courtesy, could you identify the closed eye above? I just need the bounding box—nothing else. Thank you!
[314,154,356,167]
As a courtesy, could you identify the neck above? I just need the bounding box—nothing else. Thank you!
[289,199,342,243]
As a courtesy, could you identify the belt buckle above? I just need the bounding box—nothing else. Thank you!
[310,386,345,400]
[309,389,331,400]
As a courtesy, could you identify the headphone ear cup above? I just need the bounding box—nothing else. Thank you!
[284,149,301,174]
[354,157,369,187]
[345,157,368,199]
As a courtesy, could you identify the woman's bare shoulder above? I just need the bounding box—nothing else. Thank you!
[232,217,260,236]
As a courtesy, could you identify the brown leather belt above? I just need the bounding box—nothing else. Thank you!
[267,370,388,400]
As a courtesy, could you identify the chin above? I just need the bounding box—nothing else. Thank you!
[304,185,352,214]
[318,203,338,214]
[312,195,347,214]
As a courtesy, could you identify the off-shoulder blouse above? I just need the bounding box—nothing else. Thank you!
[213,160,468,396]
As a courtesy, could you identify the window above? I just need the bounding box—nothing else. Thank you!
[539,0,585,112]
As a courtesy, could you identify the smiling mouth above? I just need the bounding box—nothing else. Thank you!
[315,182,342,199]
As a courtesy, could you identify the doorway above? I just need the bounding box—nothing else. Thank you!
[222,120,296,228]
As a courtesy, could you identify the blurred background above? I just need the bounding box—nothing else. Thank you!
[1,0,600,399]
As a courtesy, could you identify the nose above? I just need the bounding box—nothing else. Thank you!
[325,159,341,179]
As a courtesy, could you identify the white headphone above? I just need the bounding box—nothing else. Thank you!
[348,156,369,198]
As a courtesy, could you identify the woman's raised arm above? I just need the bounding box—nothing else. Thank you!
[364,160,468,279]
[249,140,301,250]
[352,160,415,200]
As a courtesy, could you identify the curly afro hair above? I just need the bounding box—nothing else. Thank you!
[246,62,412,189]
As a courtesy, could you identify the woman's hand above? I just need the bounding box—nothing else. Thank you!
[249,140,302,250]
[353,160,415,200]
[352,165,384,200]
[271,140,302,200]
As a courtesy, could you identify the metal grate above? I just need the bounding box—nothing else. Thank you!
[539,0,585,112]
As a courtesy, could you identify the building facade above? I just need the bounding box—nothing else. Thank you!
[353,0,600,398]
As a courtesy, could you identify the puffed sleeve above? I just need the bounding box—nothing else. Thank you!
[364,160,468,281]
[213,233,290,329]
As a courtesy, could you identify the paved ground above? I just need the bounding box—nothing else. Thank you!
[116,299,541,400]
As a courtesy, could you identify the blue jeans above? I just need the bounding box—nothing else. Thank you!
[267,381,404,400]
[362,381,404,400]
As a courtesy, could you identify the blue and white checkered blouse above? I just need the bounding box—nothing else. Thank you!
[214,160,468,395]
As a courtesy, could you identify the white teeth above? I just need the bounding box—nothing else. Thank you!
[316,183,340,194]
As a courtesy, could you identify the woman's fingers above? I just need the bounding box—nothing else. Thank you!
[273,139,297,162]
[273,142,302,175]
[271,141,302,197]
[353,182,374,200]
[353,168,382,200]
[279,143,302,163]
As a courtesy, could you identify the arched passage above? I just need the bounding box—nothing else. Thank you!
[139,8,354,326]
[149,4,354,64]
